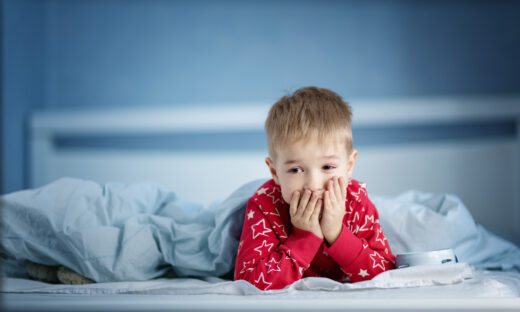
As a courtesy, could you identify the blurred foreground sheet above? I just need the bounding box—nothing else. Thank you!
[2,264,520,298]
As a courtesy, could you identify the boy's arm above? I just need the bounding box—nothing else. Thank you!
[234,199,322,290]
[324,197,395,282]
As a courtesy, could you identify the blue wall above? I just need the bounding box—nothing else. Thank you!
[2,0,45,194]
[2,0,520,193]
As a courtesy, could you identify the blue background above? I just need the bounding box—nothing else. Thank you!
[2,0,520,194]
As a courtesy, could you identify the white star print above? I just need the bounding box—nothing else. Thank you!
[346,201,354,214]
[256,187,269,196]
[255,272,273,290]
[351,188,362,202]
[347,211,360,232]
[240,259,255,274]
[358,215,375,232]
[375,227,387,246]
[273,222,287,239]
[266,187,282,205]
[266,258,281,273]
[247,210,255,220]
[254,240,274,256]
[370,251,388,271]
[251,219,272,239]
[269,207,280,217]
[285,250,296,263]
[351,183,367,203]
[358,269,370,278]
[298,267,305,276]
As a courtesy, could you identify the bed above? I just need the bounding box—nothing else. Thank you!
[2,95,520,311]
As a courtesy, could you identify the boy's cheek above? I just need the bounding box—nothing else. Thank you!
[281,193,293,205]
[280,188,294,204]
[278,179,297,203]
[281,186,300,204]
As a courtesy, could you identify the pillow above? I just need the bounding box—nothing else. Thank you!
[373,190,520,271]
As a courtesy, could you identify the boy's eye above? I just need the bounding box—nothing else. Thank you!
[288,168,303,174]
[323,165,336,170]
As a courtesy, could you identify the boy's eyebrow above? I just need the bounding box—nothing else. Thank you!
[283,155,339,165]
[283,159,299,165]
[322,155,340,160]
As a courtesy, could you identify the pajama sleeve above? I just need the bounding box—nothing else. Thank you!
[234,198,323,290]
[324,196,395,282]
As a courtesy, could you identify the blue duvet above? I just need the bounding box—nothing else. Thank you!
[1,178,519,282]
[1,178,264,282]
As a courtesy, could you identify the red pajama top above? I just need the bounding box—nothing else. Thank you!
[234,179,396,290]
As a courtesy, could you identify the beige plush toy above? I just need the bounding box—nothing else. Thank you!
[26,262,94,285]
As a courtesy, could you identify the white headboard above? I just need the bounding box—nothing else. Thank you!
[30,96,520,245]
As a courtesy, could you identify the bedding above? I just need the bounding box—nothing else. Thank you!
[1,177,519,285]
[2,266,520,312]
[3,263,519,296]
[1,177,264,281]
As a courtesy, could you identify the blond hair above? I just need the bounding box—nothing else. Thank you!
[265,86,353,159]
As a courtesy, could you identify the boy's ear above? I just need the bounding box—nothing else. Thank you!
[265,157,280,184]
[346,149,358,178]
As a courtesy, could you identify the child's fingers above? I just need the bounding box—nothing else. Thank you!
[297,190,312,216]
[324,190,331,210]
[339,177,347,201]
[312,199,322,220]
[327,180,335,200]
[303,192,319,220]
[289,191,300,217]
[327,180,337,206]
[334,177,342,202]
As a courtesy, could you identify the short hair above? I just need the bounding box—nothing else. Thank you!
[265,86,353,159]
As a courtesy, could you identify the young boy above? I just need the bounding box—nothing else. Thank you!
[234,86,395,290]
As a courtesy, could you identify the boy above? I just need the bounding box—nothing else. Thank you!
[234,87,395,290]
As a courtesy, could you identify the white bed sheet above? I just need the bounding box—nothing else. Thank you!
[3,264,520,312]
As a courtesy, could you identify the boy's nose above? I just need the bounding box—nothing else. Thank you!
[304,175,325,194]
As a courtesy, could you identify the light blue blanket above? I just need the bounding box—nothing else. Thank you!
[1,178,519,282]
[1,178,265,282]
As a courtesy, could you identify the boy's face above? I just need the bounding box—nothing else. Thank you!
[266,136,357,204]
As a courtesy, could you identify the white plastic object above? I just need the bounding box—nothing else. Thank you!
[396,249,458,269]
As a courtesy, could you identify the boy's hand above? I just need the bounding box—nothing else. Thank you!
[289,190,324,239]
[321,177,347,245]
